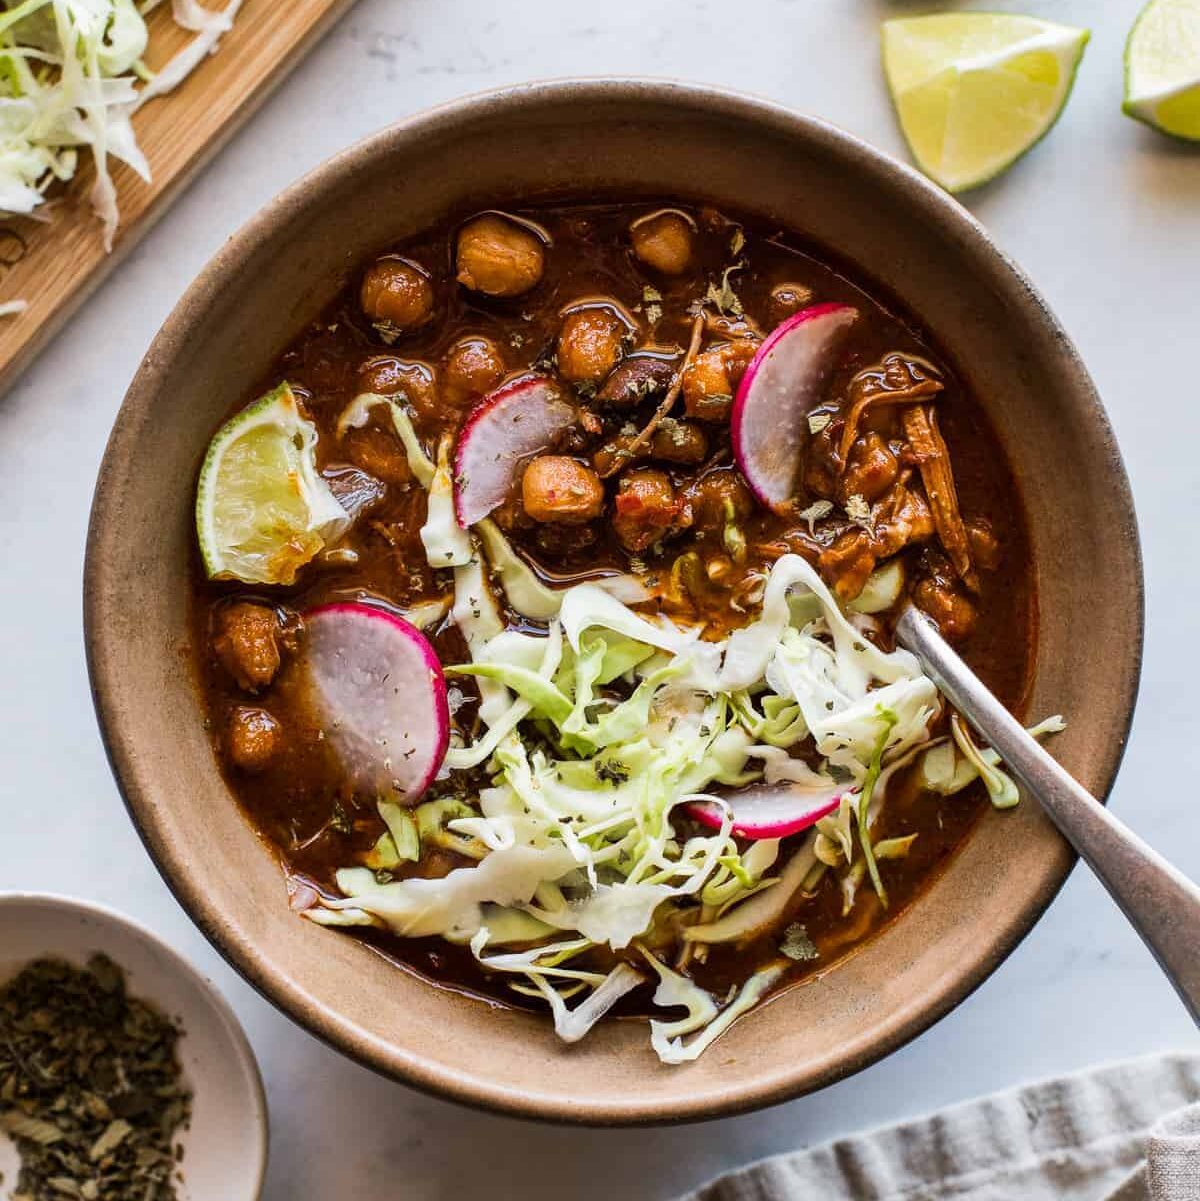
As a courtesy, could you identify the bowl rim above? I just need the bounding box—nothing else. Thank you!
[84,77,1145,1125]
[0,891,269,1193]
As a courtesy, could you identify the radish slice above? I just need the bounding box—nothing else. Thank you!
[687,782,847,840]
[300,602,449,802]
[453,374,576,526]
[732,304,858,512]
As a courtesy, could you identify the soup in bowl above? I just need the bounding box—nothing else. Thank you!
[86,81,1141,1122]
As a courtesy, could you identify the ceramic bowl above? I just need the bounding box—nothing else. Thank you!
[0,894,266,1197]
[84,80,1142,1123]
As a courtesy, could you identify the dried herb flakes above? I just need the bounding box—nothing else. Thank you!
[0,955,191,1201]
[780,923,820,962]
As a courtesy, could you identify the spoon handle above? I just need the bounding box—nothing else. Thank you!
[895,605,1200,1025]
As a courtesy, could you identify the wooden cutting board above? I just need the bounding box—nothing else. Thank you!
[0,0,357,394]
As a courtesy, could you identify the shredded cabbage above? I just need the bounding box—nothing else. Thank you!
[474,517,653,621]
[642,949,787,1064]
[686,836,818,944]
[420,435,472,568]
[472,932,644,1042]
[0,0,242,262]
[135,0,243,108]
[337,394,434,486]
[476,518,563,620]
[322,846,578,941]
[923,714,1065,804]
[311,543,1062,1062]
[951,714,1019,808]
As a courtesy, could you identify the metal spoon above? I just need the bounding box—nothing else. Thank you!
[895,604,1200,1025]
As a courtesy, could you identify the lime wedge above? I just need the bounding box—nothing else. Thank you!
[882,13,1090,192]
[195,382,349,585]
[1124,0,1200,140]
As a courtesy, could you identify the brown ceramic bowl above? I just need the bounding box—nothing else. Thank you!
[85,80,1142,1124]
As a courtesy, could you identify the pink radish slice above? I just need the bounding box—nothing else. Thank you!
[453,374,577,526]
[687,782,848,840]
[285,871,320,912]
[300,602,449,802]
[732,303,858,512]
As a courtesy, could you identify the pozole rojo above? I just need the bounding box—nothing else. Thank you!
[190,201,1059,1062]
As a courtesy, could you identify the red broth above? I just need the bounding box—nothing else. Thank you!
[189,201,1035,1012]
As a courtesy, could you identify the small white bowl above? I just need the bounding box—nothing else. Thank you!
[0,893,267,1200]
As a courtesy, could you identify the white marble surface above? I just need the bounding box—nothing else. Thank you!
[0,1,1196,1197]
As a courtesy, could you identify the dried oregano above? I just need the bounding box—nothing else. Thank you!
[0,955,191,1200]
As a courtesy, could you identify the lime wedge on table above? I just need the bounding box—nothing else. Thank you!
[195,382,348,585]
[1125,0,1200,140]
[882,14,1090,193]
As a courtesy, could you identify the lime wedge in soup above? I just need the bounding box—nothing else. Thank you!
[1124,0,1200,140]
[881,13,1090,192]
[195,382,349,585]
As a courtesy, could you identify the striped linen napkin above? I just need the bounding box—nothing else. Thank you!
[677,1054,1200,1201]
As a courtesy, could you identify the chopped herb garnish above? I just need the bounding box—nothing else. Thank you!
[329,801,353,834]
[798,498,834,533]
[372,320,402,345]
[595,759,630,785]
[703,263,745,317]
[780,923,819,962]
[844,493,874,533]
